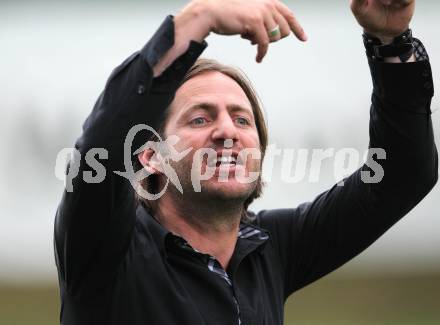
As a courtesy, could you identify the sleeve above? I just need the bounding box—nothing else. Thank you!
[53,16,207,295]
[256,45,438,300]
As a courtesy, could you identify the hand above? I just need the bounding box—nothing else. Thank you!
[178,0,307,63]
[350,0,415,43]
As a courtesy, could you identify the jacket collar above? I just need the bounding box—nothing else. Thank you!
[136,203,270,258]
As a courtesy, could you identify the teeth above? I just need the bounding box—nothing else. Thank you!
[218,156,236,164]
[208,155,238,166]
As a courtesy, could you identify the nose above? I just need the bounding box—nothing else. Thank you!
[211,113,239,145]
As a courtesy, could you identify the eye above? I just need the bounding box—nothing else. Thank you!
[235,117,250,126]
[190,117,208,126]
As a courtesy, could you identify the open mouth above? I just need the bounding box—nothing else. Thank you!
[215,156,236,167]
[207,153,242,168]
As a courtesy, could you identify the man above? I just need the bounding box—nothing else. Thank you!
[54,0,437,324]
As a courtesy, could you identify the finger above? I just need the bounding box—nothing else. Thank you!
[275,2,308,41]
[265,12,281,42]
[252,23,270,63]
[272,10,291,40]
[384,0,414,8]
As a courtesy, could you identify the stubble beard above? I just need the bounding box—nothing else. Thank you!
[166,155,260,224]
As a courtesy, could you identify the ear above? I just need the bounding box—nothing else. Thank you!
[137,149,164,175]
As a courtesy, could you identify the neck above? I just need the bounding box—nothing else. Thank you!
[154,190,244,269]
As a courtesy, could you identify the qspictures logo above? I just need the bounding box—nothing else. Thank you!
[54,124,386,200]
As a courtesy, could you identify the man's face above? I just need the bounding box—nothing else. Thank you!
[162,71,261,201]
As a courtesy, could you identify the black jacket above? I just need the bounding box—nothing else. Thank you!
[54,16,438,325]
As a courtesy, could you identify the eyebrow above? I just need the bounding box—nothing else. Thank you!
[187,102,253,115]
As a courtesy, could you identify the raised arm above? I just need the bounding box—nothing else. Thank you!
[256,0,438,298]
[53,14,211,295]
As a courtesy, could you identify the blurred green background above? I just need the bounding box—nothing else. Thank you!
[2,273,440,324]
[1,1,439,324]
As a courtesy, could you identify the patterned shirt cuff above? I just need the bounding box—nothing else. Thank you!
[413,38,429,62]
